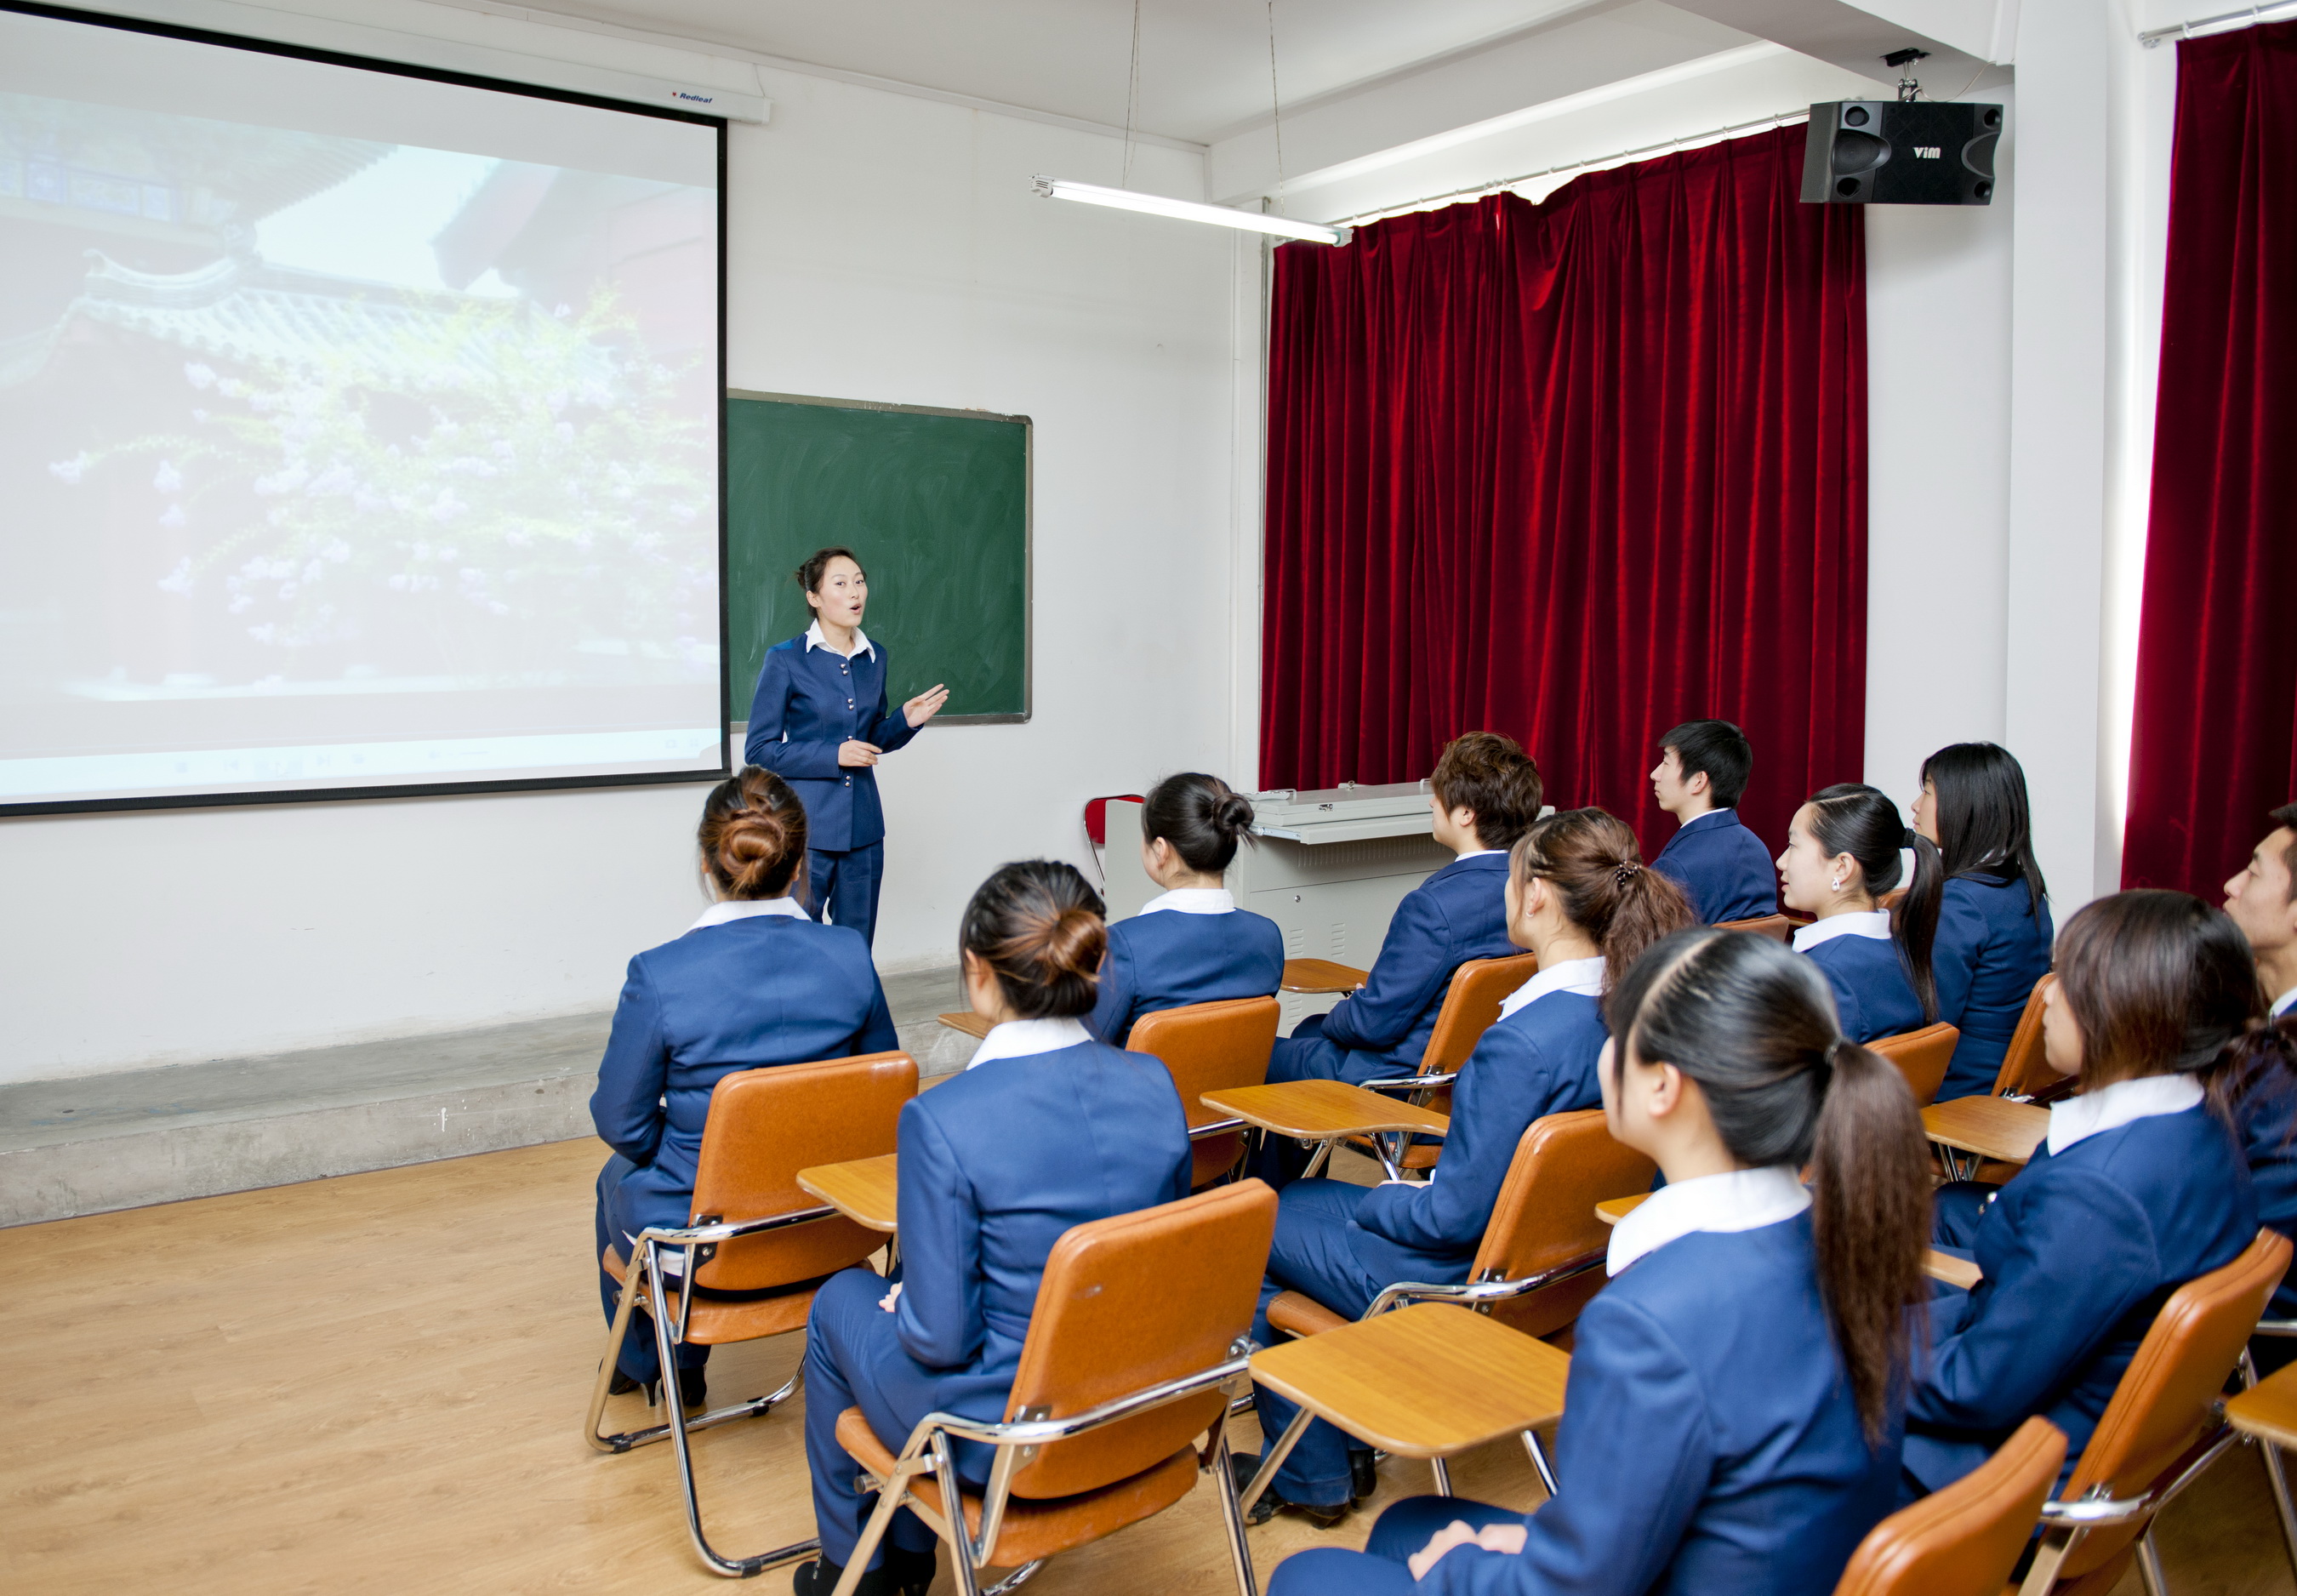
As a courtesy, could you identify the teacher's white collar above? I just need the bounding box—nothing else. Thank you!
[805,619,876,660]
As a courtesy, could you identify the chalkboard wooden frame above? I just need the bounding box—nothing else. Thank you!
[724,389,1032,728]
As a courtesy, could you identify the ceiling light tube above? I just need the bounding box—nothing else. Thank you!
[1032,175,1348,246]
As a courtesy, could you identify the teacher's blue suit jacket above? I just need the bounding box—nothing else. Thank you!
[1651,808,1778,925]
[1931,874,2055,1100]
[1418,1214,1902,1596]
[1086,908,1286,1046]
[744,636,920,852]
[1905,1105,2255,1494]
[590,915,898,1236]
[1802,935,1926,1043]
[1278,852,1518,1082]
[1348,990,1609,1283]
[866,1040,1192,1471]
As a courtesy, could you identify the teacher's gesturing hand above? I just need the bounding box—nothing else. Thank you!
[838,740,881,767]
[903,683,950,729]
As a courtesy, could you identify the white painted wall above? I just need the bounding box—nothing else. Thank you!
[0,30,1243,1082]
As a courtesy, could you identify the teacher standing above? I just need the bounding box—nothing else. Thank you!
[744,547,948,949]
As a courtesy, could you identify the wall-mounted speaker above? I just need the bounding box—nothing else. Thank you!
[1800,100,2002,205]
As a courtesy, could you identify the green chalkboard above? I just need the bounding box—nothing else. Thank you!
[725,391,1030,725]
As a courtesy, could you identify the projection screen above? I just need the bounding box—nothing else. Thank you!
[0,3,726,813]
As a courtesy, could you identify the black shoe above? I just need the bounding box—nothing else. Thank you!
[1350,1450,1378,1502]
[791,1556,915,1596]
[605,1365,659,1404]
[1228,1452,1349,1529]
[670,1365,707,1411]
[883,1545,937,1596]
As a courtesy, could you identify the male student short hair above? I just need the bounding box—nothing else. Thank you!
[1430,732,1545,851]
[2277,802,2297,900]
[1660,720,1753,810]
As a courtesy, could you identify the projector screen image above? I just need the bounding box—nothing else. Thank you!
[0,8,725,812]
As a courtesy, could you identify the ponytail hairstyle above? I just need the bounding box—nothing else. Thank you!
[1806,783,1945,1024]
[1605,929,1930,1442]
[697,766,809,900]
[1920,742,2048,920]
[1429,732,1545,851]
[960,860,1108,1021]
[1511,807,1696,991]
[1142,772,1257,875]
[2053,890,2297,1110]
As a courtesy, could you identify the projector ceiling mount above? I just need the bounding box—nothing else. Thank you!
[1884,48,1931,103]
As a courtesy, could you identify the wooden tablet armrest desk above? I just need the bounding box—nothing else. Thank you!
[935,1012,994,1041]
[1199,1080,1449,1181]
[795,1154,901,1234]
[1922,1096,2049,1180]
[1281,960,1371,995]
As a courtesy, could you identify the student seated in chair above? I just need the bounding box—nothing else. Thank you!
[1086,772,1285,1046]
[1267,929,1933,1595]
[791,861,1193,1596]
[590,767,898,1410]
[1234,808,1691,1526]
[1913,742,2055,1102]
[1263,732,1542,1094]
[1904,891,2263,1502]
[1777,784,1944,1044]
[1648,718,1777,924]
[2222,803,2297,1371]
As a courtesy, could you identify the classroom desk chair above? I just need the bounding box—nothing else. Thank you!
[1714,914,1794,943]
[796,1153,899,1234]
[1992,974,2060,1099]
[1243,1303,1571,1515]
[2015,1228,2291,1595]
[1870,1023,1962,1107]
[829,1180,1278,1596]
[1127,996,1281,1188]
[1352,951,1542,1173]
[937,1011,995,1041]
[2227,1320,2297,1585]
[1922,1096,2049,1182]
[1200,1079,1451,1183]
[1281,958,1371,995]
[1832,1417,2067,1596]
[587,1051,917,1578]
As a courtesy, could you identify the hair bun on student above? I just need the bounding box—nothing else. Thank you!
[1214,793,1256,838]
[1143,772,1257,875]
[960,859,1108,1020]
[719,809,793,896]
[1036,905,1108,983]
[698,767,809,902]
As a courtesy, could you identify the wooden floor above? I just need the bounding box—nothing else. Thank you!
[2,1139,2291,1596]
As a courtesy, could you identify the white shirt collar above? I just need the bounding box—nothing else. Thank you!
[1496,955,1606,1020]
[1455,849,1508,861]
[2047,1073,2206,1156]
[1607,1166,1810,1276]
[687,896,812,932]
[1792,910,1894,951]
[804,618,876,660]
[2275,987,2296,1019]
[1140,887,1235,916]
[1679,807,1736,833]
[966,1016,1092,1070]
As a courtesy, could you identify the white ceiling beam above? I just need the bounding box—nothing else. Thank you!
[1662,0,2015,86]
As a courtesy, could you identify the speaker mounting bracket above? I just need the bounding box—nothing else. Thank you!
[1883,48,1930,102]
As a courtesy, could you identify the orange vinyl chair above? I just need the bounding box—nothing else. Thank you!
[2015,1228,2293,1595]
[829,1179,1280,1596]
[1344,951,1542,1175]
[1716,914,1794,943]
[1992,974,2060,1099]
[1127,996,1282,1188]
[1869,1023,1962,1108]
[585,1050,917,1577]
[1263,1108,1655,1496]
[1833,1417,2067,1596]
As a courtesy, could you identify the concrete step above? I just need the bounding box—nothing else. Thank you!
[0,965,976,1228]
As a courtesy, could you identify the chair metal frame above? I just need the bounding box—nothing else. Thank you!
[2244,1321,2297,1579]
[584,1204,849,1578]
[1242,1248,1606,1514]
[830,1342,1263,1596]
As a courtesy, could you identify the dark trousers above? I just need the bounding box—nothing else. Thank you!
[809,841,886,949]
[594,1154,708,1383]
[1268,1496,1525,1595]
[1251,1179,1387,1506]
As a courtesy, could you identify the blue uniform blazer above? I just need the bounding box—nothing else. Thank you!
[2238,1071,2297,1320]
[1311,852,1518,1077]
[1086,907,1287,1046]
[888,1041,1193,1433]
[1651,809,1778,924]
[1348,990,1609,1284]
[1420,1214,1902,1596]
[1905,1106,2256,1494]
[1932,874,2055,1100]
[744,636,920,852]
[1801,933,1926,1043]
[589,915,898,1236]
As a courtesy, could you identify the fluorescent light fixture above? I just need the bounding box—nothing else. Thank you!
[1032,175,1348,246]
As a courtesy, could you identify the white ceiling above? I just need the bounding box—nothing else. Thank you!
[495,0,1617,145]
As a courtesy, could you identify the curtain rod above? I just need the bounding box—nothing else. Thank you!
[2140,0,2297,43]
[1329,109,1811,230]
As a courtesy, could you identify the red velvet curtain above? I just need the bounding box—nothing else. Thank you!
[2122,20,2297,894]
[1260,126,1867,858]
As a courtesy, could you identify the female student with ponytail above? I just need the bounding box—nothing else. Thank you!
[589,767,898,1405]
[1776,783,1943,1043]
[1904,891,2260,1500]
[1913,743,2055,1100]
[1234,808,1693,1525]
[1268,929,1934,1595]
[792,862,1194,1596]
[1086,772,1285,1046]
